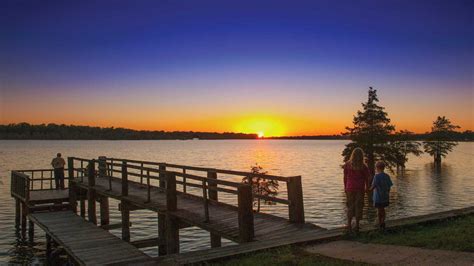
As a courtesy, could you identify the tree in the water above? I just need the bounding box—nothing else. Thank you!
[242,164,279,212]
[342,87,395,176]
[388,130,423,170]
[423,116,460,165]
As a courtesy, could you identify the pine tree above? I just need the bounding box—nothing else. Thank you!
[342,87,395,175]
[423,116,460,165]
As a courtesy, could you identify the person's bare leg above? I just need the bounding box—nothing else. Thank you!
[347,215,353,232]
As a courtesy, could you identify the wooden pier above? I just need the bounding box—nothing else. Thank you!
[11,156,323,265]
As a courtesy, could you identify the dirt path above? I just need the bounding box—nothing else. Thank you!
[304,240,474,265]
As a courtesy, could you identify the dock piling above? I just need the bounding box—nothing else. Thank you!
[87,160,97,224]
[208,171,221,247]
[15,198,20,227]
[287,175,305,223]
[68,157,78,213]
[238,184,254,242]
[100,196,110,226]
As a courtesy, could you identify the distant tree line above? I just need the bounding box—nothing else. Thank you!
[0,122,472,141]
[0,123,258,140]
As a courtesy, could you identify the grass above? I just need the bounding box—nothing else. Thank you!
[213,214,474,265]
[211,245,367,266]
[348,214,474,252]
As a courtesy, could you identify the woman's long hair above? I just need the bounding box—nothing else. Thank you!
[349,148,365,170]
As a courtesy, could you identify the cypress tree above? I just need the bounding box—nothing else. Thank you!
[423,116,460,165]
[342,87,395,176]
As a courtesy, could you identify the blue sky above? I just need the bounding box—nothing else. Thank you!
[1,0,472,135]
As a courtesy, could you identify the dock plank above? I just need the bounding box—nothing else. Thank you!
[28,211,149,266]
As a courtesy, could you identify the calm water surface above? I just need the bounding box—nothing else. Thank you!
[1,140,473,263]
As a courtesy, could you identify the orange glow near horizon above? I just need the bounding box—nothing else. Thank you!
[232,115,288,137]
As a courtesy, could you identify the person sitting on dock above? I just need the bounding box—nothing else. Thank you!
[343,148,370,233]
[369,161,393,231]
[51,153,66,189]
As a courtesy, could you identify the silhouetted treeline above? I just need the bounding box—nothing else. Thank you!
[267,132,474,141]
[0,123,258,140]
[268,135,349,140]
[0,123,472,141]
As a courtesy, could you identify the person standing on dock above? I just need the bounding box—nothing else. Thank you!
[343,148,370,233]
[51,153,66,189]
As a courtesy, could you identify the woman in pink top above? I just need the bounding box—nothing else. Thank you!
[343,148,370,233]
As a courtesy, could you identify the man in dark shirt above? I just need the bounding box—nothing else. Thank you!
[51,153,66,189]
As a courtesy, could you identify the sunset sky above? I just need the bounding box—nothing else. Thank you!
[1,0,473,136]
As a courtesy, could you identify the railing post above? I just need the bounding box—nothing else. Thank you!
[207,170,221,247]
[166,172,177,212]
[68,157,77,213]
[237,184,254,242]
[159,164,166,188]
[122,162,128,196]
[87,160,97,225]
[121,161,130,241]
[98,156,107,178]
[287,176,305,223]
[165,172,179,254]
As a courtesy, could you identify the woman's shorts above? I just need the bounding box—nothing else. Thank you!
[346,191,364,219]
[374,202,389,208]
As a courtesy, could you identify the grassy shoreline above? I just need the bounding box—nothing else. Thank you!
[214,214,473,265]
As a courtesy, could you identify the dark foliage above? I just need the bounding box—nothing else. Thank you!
[423,116,460,164]
[242,164,279,212]
[0,123,258,140]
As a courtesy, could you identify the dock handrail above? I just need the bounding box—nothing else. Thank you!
[100,157,303,224]
[11,171,30,202]
[15,169,70,191]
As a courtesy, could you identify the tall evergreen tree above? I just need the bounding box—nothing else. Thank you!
[423,116,460,165]
[342,87,395,176]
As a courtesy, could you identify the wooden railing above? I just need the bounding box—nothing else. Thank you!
[15,169,71,191]
[67,156,305,242]
[11,171,30,202]
[101,157,304,222]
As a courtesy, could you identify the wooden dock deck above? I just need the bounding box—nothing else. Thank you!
[28,211,149,265]
[11,156,320,265]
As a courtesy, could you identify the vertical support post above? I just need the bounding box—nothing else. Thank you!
[165,172,179,254]
[166,172,177,211]
[287,175,305,223]
[122,162,128,196]
[87,160,97,225]
[98,156,107,178]
[68,157,77,213]
[207,171,221,247]
[28,220,34,241]
[158,213,166,256]
[21,202,27,237]
[121,161,130,241]
[46,234,52,260]
[237,184,254,242]
[80,198,86,218]
[15,198,20,227]
[121,201,130,242]
[159,164,166,188]
[100,196,110,226]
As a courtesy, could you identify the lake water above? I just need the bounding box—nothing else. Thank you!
[0,140,473,263]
